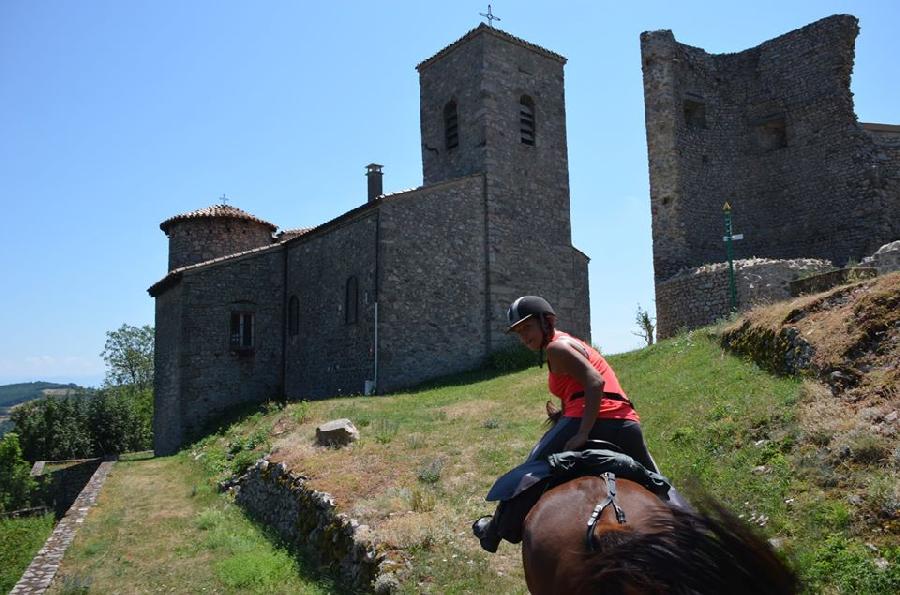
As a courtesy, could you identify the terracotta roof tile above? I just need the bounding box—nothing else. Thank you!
[160,204,277,233]
[416,24,566,71]
[275,227,314,240]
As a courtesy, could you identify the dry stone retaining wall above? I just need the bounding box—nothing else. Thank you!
[232,458,401,593]
[656,258,832,338]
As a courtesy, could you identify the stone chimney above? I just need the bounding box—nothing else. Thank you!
[366,163,384,203]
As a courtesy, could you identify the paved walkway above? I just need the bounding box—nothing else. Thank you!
[10,460,116,594]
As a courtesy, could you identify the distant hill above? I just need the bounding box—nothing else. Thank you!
[0,381,88,436]
[0,381,84,408]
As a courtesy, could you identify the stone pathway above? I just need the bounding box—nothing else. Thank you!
[10,460,116,594]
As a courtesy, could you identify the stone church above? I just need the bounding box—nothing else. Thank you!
[149,25,591,455]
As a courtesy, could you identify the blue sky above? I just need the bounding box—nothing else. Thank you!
[1,1,897,387]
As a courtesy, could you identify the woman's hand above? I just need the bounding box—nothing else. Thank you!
[563,431,590,452]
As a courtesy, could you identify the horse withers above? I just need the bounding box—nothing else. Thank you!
[521,475,798,595]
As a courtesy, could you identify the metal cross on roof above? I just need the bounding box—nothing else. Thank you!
[220,193,229,205]
[480,4,501,28]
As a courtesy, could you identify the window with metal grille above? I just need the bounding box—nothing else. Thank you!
[345,277,358,325]
[520,95,535,145]
[230,312,254,350]
[444,101,459,150]
[288,295,299,336]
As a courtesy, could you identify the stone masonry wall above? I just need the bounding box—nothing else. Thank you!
[153,284,184,455]
[284,212,377,399]
[642,15,900,284]
[233,458,401,593]
[656,258,832,338]
[419,32,486,187]
[419,27,590,348]
[862,240,900,275]
[377,176,488,392]
[166,218,274,271]
[176,248,284,442]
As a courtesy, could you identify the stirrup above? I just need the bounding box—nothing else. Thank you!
[472,515,500,553]
[472,515,492,538]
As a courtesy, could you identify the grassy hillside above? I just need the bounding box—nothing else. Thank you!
[0,382,82,408]
[54,324,899,593]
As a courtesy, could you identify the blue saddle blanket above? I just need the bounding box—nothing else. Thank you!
[486,445,672,502]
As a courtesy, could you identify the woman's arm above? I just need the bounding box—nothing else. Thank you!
[546,341,605,451]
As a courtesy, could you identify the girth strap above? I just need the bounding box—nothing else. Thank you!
[585,472,627,551]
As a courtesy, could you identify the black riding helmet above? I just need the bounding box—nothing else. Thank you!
[506,296,556,332]
[507,296,557,367]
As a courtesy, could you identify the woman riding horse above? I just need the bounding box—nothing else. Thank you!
[473,296,681,552]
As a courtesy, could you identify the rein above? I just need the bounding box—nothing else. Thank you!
[585,472,626,551]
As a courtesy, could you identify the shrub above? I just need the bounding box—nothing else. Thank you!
[0,433,37,513]
[848,432,890,464]
[374,419,399,444]
[487,344,535,372]
[482,418,500,430]
[409,487,436,512]
[10,387,151,460]
[417,458,444,484]
[289,400,311,424]
[231,450,261,476]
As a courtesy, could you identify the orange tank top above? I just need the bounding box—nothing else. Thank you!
[547,331,639,422]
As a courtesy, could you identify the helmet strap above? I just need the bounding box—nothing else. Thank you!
[538,314,553,368]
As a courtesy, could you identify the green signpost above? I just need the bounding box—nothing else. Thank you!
[722,202,743,312]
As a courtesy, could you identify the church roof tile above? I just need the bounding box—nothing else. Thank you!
[416,24,566,71]
[159,204,277,233]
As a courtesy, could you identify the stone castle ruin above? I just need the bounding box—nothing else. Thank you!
[149,25,590,455]
[641,14,900,337]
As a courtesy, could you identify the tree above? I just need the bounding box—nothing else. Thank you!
[632,304,656,347]
[0,432,37,512]
[101,324,154,391]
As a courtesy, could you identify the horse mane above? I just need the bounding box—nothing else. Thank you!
[578,499,799,595]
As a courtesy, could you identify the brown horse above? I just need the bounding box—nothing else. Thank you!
[521,476,798,595]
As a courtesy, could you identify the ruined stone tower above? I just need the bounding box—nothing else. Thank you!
[642,15,900,336]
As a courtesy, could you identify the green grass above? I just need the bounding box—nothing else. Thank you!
[48,455,337,594]
[57,328,898,593]
[0,512,55,592]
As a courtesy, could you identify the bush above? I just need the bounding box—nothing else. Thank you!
[487,344,536,372]
[417,458,444,484]
[10,387,152,460]
[0,433,37,512]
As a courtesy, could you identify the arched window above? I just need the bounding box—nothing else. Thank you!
[345,277,358,325]
[288,295,299,336]
[444,100,459,150]
[520,95,535,145]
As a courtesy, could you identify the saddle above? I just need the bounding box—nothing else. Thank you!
[546,440,672,500]
[487,439,671,502]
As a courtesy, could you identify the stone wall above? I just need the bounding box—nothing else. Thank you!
[284,212,378,399]
[33,459,102,518]
[789,267,877,296]
[233,458,400,593]
[642,15,900,285]
[862,240,900,275]
[656,258,832,338]
[153,284,184,455]
[377,176,488,392]
[166,218,275,271]
[154,247,285,454]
